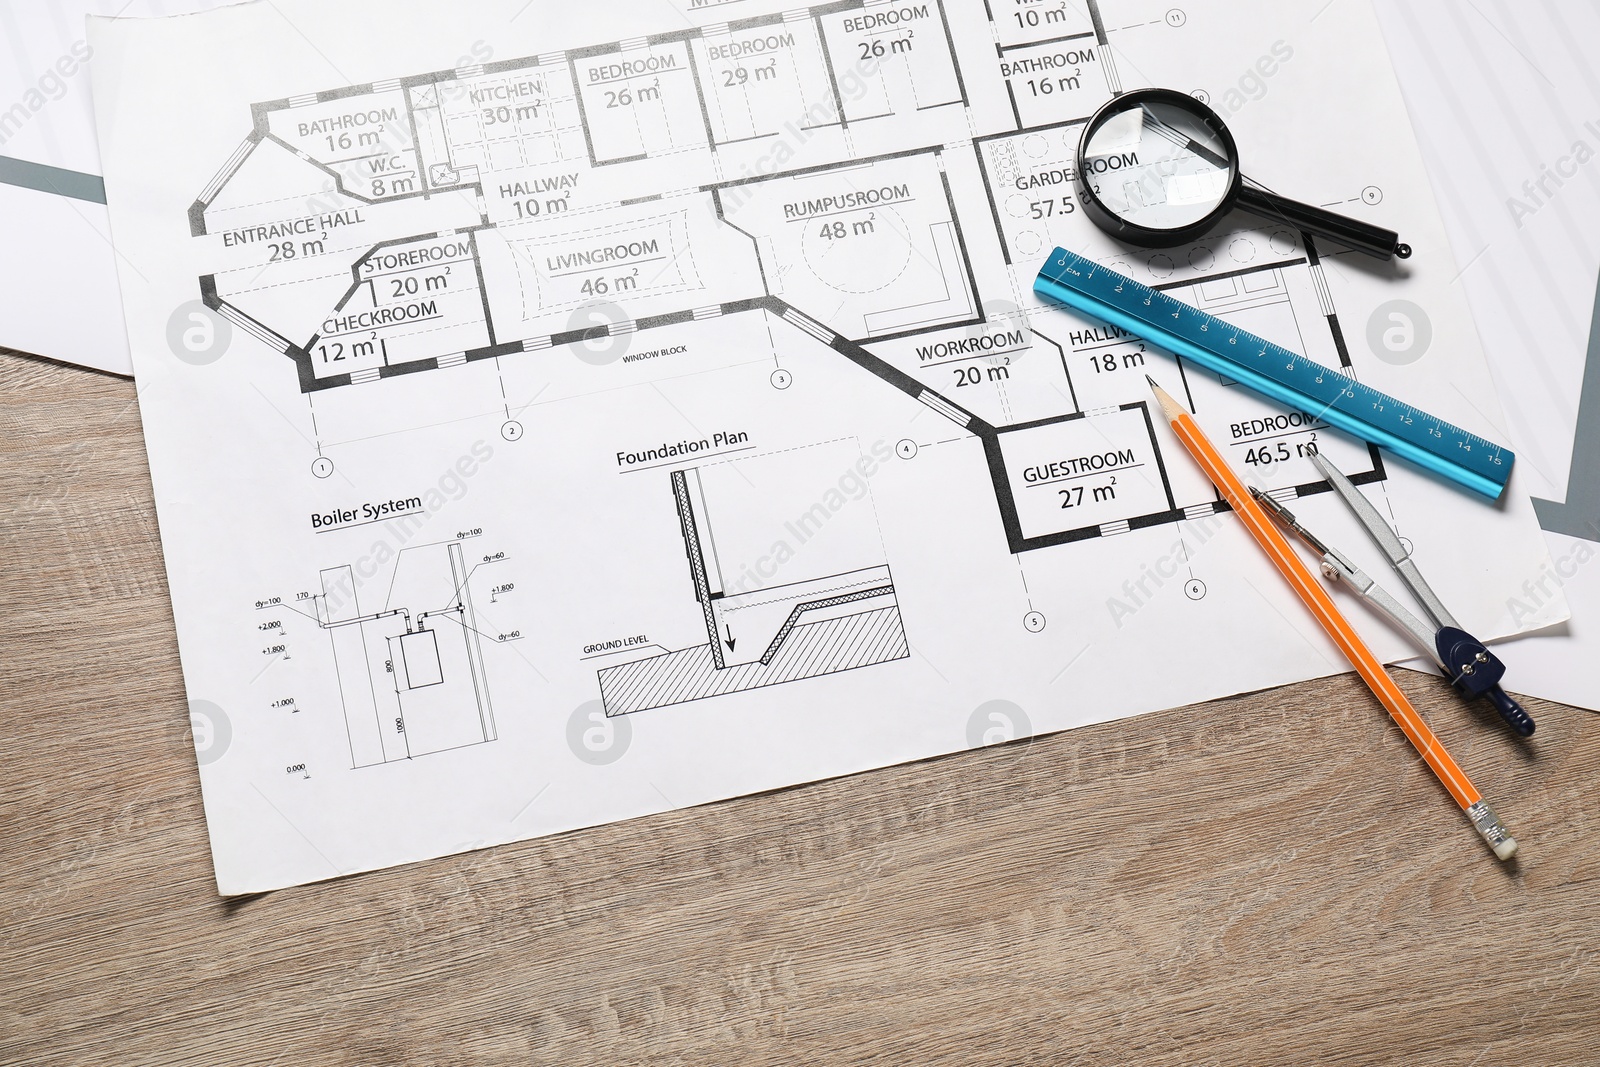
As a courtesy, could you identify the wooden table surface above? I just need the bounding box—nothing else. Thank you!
[3,348,1597,1066]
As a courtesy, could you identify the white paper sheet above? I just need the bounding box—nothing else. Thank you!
[91,0,1566,893]
[1375,0,1600,711]
[0,0,239,373]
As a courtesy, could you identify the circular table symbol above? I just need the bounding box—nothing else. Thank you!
[800,205,913,295]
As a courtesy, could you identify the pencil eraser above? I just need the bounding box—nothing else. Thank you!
[1493,837,1518,861]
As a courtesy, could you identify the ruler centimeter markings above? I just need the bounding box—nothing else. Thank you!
[1033,247,1514,500]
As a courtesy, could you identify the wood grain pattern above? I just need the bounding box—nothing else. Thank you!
[2,348,1597,1066]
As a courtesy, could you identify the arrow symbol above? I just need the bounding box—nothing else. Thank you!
[724,625,736,653]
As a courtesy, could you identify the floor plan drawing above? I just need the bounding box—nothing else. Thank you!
[185,0,1386,561]
[316,540,497,767]
[92,0,1567,891]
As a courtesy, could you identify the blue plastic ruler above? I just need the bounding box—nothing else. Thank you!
[1034,247,1514,500]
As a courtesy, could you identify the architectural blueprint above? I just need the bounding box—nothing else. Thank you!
[91,0,1565,892]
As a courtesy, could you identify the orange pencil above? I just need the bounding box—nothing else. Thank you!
[1147,377,1517,860]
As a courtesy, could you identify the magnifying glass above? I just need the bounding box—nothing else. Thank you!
[1075,88,1410,261]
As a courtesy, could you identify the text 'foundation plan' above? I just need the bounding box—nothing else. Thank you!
[91,0,1563,892]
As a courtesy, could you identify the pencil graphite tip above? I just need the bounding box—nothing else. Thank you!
[1146,377,1185,423]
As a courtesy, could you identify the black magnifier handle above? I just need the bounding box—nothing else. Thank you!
[1235,184,1411,261]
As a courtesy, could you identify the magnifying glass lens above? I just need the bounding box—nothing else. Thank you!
[1083,98,1235,231]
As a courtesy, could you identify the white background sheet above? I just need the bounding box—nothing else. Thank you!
[0,1,238,373]
[1376,0,1600,711]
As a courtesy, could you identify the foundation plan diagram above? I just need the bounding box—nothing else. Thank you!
[92,0,1565,890]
